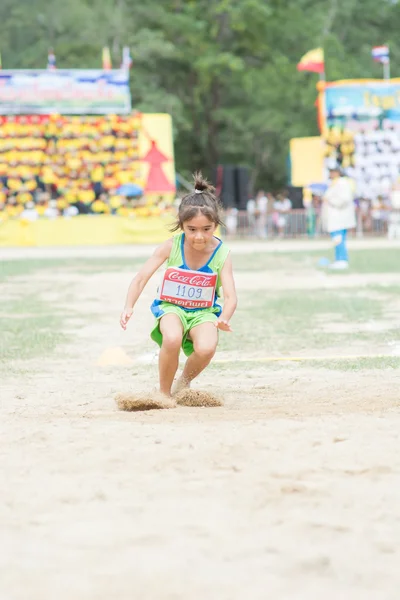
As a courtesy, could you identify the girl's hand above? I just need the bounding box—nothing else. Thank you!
[120,308,133,330]
[214,319,232,332]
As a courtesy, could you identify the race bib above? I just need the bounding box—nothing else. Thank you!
[159,267,217,309]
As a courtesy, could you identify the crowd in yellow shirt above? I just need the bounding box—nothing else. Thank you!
[0,114,171,222]
[323,126,356,169]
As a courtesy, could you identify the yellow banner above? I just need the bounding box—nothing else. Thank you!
[0,215,174,247]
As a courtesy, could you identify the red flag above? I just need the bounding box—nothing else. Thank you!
[297,48,324,74]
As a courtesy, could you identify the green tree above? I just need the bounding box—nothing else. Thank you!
[1,0,399,189]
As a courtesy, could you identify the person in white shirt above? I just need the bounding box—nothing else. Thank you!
[322,167,356,269]
[225,206,238,238]
[20,201,39,222]
[388,179,400,239]
[246,198,257,235]
[255,190,268,239]
[44,199,59,219]
[64,205,79,218]
[273,193,292,237]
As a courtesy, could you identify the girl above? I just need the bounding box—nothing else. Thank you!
[120,173,237,398]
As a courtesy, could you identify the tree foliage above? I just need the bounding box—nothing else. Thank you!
[1,0,399,189]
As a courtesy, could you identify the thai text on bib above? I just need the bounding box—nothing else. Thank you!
[159,266,217,309]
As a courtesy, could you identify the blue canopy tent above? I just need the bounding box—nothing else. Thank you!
[117,183,143,197]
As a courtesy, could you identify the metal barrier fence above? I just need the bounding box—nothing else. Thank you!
[221,209,400,239]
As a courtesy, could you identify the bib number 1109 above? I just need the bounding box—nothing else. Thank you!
[159,267,217,309]
[176,285,202,299]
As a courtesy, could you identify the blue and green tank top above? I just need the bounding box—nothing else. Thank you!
[150,232,230,318]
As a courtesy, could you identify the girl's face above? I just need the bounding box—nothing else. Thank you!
[183,213,217,250]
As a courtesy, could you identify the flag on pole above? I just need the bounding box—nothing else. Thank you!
[297,48,325,74]
[372,45,389,64]
[121,46,132,70]
[102,47,112,70]
[47,48,56,70]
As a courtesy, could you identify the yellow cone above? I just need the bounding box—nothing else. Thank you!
[96,347,133,366]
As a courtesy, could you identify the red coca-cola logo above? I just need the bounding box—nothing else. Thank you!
[167,269,215,287]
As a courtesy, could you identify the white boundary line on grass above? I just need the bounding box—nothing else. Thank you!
[214,354,399,364]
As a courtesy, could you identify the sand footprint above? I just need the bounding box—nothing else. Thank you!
[175,389,224,407]
[115,391,176,411]
[115,389,223,411]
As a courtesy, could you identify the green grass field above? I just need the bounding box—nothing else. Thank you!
[232,248,400,273]
[1,247,399,373]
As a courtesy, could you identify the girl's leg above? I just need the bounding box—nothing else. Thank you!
[176,322,218,390]
[159,314,183,396]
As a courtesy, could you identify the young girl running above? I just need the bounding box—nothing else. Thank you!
[120,173,237,398]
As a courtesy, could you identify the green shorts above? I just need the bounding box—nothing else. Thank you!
[150,303,218,357]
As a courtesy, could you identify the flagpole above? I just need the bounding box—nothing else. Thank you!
[372,46,390,80]
[384,59,390,80]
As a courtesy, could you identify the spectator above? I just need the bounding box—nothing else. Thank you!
[307,193,321,238]
[225,207,238,238]
[273,193,292,238]
[388,180,400,239]
[20,201,39,222]
[91,193,110,215]
[255,190,268,239]
[44,199,59,219]
[371,195,385,234]
[322,166,356,269]
[358,197,372,234]
[64,204,79,218]
[91,163,105,198]
[246,197,257,235]
[6,196,22,218]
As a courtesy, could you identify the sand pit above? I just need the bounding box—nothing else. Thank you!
[2,241,400,600]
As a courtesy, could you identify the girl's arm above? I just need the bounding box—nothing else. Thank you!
[215,254,237,332]
[120,239,173,330]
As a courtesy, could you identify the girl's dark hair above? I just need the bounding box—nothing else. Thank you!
[170,171,223,232]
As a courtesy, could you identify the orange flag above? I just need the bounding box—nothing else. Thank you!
[102,47,112,70]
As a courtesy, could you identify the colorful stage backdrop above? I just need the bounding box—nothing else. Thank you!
[291,79,400,200]
[0,70,131,115]
[0,68,177,246]
[321,79,400,123]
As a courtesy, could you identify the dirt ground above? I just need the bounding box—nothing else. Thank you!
[1,239,400,600]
